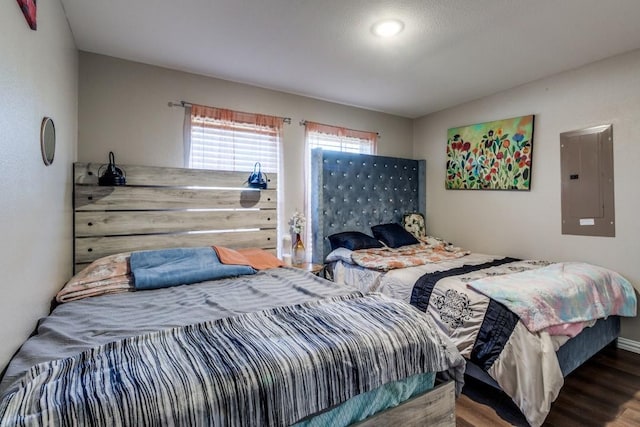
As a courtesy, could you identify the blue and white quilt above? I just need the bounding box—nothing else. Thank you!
[0,291,464,426]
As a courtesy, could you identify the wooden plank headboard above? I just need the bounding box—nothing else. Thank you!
[73,163,277,272]
[310,149,425,263]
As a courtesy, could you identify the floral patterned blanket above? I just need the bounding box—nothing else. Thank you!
[351,238,469,271]
[56,253,133,303]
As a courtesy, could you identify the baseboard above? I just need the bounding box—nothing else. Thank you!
[617,337,640,354]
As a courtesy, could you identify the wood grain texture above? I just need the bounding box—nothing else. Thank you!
[73,163,278,270]
[75,230,277,264]
[75,186,276,210]
[74,163,278,188]
[75,210,276,236]
[456,346,640,427]
[73,248,279,272]
[355,380,455,427]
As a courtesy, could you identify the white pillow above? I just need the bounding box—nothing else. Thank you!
[325,248,355,264]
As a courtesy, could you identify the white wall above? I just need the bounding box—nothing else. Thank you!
[414,49,640,340]
[0,1,78,370]
[77,53,414,240]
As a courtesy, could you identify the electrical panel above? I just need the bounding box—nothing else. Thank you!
[560,124,614,237]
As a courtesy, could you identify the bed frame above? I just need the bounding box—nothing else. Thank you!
[72,162,455,427]
[310,150,620,400]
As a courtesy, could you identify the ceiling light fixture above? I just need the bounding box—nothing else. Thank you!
[371,19,404,37]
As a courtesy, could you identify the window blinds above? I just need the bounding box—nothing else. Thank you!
[188,106,282,173]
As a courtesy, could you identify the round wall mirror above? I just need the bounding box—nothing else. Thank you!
[41,117,56,166]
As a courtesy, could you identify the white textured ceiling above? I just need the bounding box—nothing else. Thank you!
[60,0,640,118]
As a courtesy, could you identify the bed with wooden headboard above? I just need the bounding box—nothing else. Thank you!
[310,149,634,426]
[73,162,277,272]
[0,162,461,427]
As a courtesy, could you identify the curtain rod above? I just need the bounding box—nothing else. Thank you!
[168,101,291,124]
[299,119,380,137]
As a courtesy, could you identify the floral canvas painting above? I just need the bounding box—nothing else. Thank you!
[445,115,534,190]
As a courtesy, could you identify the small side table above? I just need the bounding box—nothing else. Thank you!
[292,262,324,277]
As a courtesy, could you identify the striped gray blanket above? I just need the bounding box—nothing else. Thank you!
[0,292,464,427]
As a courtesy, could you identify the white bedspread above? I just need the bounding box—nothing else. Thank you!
[326,252,637,426]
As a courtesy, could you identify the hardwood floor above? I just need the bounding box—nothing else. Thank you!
[456,346,640,426]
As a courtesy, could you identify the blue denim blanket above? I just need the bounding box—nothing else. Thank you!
[130,247,255,290]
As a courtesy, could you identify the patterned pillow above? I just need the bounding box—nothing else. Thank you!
[403,212,426,239]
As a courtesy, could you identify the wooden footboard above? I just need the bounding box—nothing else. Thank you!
[354,380,455,427]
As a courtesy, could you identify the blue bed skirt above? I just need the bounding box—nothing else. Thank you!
[294,372,436,426]
[465,316,620,389]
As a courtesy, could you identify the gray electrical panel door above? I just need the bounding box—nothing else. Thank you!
[560,124,614,237]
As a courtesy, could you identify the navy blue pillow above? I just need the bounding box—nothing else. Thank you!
[328,231,383,251]
[371,223,419,248]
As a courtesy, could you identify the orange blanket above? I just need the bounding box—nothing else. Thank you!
[213,246,283,270]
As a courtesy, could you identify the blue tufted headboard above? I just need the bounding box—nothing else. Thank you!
[310,149,426,263]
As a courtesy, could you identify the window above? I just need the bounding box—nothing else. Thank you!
[306,123,376,155]
[304,121,377,260]
[187,104,282,173]
[184,104,285,256]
